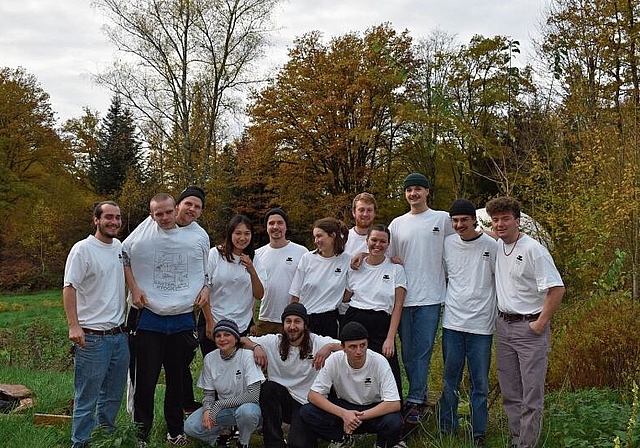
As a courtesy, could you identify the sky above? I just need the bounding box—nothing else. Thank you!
[0,0,547,125]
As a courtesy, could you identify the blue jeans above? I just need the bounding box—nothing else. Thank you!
[398,304,441,404]
[71,332,129,446]
[184,403,262,445]
[438,328,492,438]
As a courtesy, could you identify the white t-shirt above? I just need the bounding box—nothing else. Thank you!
[255,241,308,323]
[63,235,126,330]
[344,228,367,256]
[311,350,400,405]
[122,217,209,315]
[495,234,564,315]
[346,258,407,315]
[388,209,454,306]
[442,233,497,335]
[198,348,265,398]
[208,249,262,332]
[248,333,339,404]
[289,252,351,314]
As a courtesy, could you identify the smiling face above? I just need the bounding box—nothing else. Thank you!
[283,315,306,345]
[490,211,520,243]
[267,214,287,244]
[94,204,122,242]
[232,223,252,254]
[313,227,335,257]
[175,196,203,225]
[451,215,477,240]
[404,185,429,211]
[353,200,375,229]
[214,330,237,354]
[366,229,389,257]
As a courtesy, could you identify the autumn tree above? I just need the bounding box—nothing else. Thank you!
[541,0,640,299]
[94,0,280,188]
[0,67,92,288]
[242,24,416,227]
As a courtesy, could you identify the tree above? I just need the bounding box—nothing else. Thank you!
[94,0,280,187]
[540,0,640,299]
[89,95,143,195]
[242,24,416,226]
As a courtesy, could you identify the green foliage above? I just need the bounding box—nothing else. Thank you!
[89,95,143,196]
[548,293,640,390]
[544,388,640,447]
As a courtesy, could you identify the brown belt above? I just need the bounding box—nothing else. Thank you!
[498,311,541,322]
[82,325,126,335]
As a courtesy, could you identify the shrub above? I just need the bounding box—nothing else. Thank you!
[548,293,640,390]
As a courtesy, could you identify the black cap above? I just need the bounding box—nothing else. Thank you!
[213,319,240,341]
[264,207,290,229]
[177,186,205,209]
[339,321,369,342]
[281,302,309,325]
[449,199,476,217]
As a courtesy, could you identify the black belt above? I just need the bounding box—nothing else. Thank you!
[82,324,126,335]
[498,311,540,322]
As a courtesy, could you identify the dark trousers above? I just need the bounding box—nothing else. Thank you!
[300,398,403,447]
[308,309,339,339]
[132,329,192,440]
[260,380,317,448]
[344,307,403,401]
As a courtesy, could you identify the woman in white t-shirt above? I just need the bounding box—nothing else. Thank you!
[343,224,407,398]
[289,217,350,339]
[201,214,264,356]
[185,319,264,448]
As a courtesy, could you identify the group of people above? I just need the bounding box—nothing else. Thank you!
[62,173,565,448]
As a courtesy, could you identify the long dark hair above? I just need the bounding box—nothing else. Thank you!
[279,327,313,361]
[217,214,255,262]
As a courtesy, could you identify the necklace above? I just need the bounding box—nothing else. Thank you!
[503,232,520,256]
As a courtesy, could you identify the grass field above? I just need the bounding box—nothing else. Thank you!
[0,291,638,447]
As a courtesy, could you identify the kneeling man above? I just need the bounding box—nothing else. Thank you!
[300,322,403,448]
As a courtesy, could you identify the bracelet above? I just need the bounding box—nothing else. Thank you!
[251,343,261,351]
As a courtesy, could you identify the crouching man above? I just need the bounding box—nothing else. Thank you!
[300,322,403,448]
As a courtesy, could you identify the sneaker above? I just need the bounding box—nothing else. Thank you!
[166,432,188,446]
[403,403,421,425]
[184,400,202,416]
[473,435,486,447]
[328,434,354,448]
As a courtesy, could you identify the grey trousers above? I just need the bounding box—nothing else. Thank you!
[496,317,550,448]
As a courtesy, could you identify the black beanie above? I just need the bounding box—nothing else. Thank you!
[177,186,206,209]
[281,302,309,325]
[213,319,240,341]
[339,321,369,343]
[264,207,290,229]
[403,173,430,190]
[449,199,476,217]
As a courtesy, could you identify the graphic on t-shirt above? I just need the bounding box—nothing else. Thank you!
[154,251,189,291]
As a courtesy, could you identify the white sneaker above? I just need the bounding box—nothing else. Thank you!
[166,432,188,446]
[329,435,354,448]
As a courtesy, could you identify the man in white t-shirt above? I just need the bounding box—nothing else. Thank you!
[123,193,210,446]
[341,192,377,321]
[300,322,403,448]
[174,186,214,416]
[253,208,308,336]
[241,302,341,448]
[438,199,497,447]
[63,201,129,448]
[486,197,565,448]
[387,173,454,423]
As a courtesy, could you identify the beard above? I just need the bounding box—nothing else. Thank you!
[286,328,304,344]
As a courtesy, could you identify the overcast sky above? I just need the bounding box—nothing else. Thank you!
[0,0,547,125]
